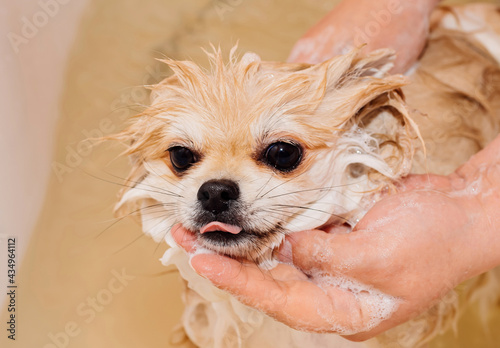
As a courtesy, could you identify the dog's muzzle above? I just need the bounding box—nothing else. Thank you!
[195,179,246,244]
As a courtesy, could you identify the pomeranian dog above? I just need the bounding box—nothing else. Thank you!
[113,4,500,348]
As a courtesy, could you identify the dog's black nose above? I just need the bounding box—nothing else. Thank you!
[197,179,240,214]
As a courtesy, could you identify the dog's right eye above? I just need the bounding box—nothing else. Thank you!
[169,146,196,171]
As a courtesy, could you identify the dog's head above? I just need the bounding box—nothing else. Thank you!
[114,47,418,262]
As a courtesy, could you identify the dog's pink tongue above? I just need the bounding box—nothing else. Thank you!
[200,222,242,235]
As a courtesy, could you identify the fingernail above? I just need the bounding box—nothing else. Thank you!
[171,224,198,253]
[188,254,208,279]
[277,238,293,263]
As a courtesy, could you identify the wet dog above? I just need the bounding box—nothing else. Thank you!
[113,4,500,347]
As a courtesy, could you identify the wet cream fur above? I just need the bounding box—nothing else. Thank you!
[113,4,500,348]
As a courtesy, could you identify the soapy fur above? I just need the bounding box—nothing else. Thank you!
[112,4,500,348]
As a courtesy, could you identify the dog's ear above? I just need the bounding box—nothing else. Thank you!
[318,49,422,188]
[339,89,419,187]
[109,114,166,221]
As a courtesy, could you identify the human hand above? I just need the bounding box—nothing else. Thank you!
[288,0,441,73]
[172,173,492,340]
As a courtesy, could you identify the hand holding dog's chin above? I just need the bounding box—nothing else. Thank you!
[288,0,440,73]
[172,168,499,340]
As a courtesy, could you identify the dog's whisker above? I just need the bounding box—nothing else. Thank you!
[254,173,275,201]
[97,204,177,225]
[96,169,183,198]
[262,208,329,224]
[112,212,178,255]
[113,233,148,255]
[259,210,314,227]
[96,203,177,238]
[153,221,178,255]
[85,170,183,198]
[271,204,352,224]
[141,155,187,191]
[265,180,365,199]
[256,171,307,200]
[267,184,365,211]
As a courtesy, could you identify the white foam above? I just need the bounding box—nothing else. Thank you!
[449,164,494,199]
[312,271,400,335]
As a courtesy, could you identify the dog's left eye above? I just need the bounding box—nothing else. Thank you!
[169,146,196,171]
[264,142,302,172]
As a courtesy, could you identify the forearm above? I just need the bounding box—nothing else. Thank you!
[289,0,443,72]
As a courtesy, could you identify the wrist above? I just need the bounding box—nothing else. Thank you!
[449,135,500,281]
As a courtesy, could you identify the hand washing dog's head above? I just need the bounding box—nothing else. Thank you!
[114,47,418,262]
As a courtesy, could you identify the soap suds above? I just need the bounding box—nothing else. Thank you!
[313,271,399,335]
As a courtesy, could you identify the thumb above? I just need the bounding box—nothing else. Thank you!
[277,229,369,274]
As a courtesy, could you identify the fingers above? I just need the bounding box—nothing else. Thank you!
[278,229,368,275]
[171,223,309,284]
[189,253,366,334]
[171,224,197,252]
[170,225,369,334]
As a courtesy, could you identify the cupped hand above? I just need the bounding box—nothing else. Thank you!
[172,173,484,340]
[288,0,440,73]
